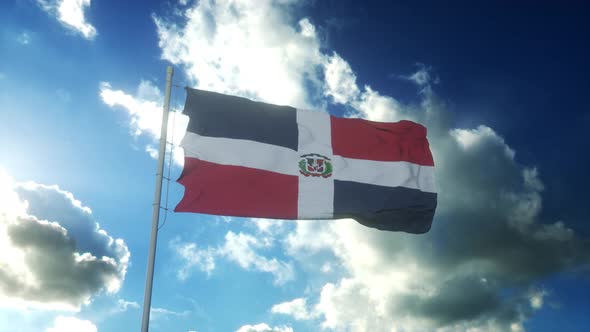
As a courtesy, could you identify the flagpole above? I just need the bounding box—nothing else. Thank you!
[141,65,174,332]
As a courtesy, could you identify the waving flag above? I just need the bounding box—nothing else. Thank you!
[175,88,437,233]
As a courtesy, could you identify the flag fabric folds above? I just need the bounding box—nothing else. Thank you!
[175,88,437,233]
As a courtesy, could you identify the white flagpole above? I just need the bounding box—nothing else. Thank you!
[141,65,174,332]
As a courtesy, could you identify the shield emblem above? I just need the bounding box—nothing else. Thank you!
[299,154,332,178]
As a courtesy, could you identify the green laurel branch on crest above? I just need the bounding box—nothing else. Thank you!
[322,161,333,177]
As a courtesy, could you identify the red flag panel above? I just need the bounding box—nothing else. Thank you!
[330,117,435,166]
[175,158,298,219]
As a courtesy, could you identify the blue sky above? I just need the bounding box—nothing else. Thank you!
[1,1,589,331]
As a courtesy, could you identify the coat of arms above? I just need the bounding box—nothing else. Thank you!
[299,154,333,178]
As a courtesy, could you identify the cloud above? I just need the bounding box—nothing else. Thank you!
[153,0,325,109]
[323,52,360,105]
[45,316,97,332]
[251,218,288,235]
[149,306,191,322]
[100,81,165,139]
[99,81,188,165]
[17,32,32,45]
[400,63,440,88]
[170,238,216,279]
[115,299,140,312]
[235,323,293,332]
[0,169,129,311]
[220,231,294,285]
[271,297,316,320]
[37,0,97,39]
[172,231,294,285]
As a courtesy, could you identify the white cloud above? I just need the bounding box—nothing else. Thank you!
[170,238,216,279]
[316,278,401,331]
[100,81,164,139]
[451,126,515,159]
[271,297,316,320]
[17,32,31,45]
[220,231,294,285]
[153,0,325,109]
[353,86,404,122]
[100,81,188,165]
[251,218,288,235]
[172,231,294,285]
[116,299,140,312]
[323,53,360,105]
[235,323,293,332]
[320,262,333,273]
[145,145,159,159]
[284,220,337,256]
[37,0,97,39]
[402,63,439,87]
[0,168,129,311]
[529,290,547,310]
[45,316,97,332]
[150,306,191,321]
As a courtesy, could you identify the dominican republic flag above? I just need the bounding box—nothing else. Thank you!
[175,88,437,233]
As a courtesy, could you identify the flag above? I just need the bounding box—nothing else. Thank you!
[175,88,437,233]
